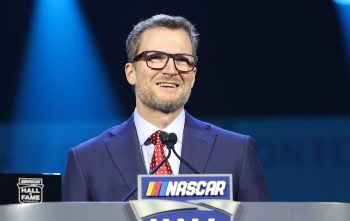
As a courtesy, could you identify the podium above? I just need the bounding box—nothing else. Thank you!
[1,202,349,221]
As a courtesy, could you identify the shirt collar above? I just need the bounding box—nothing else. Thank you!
[134,109,185,145]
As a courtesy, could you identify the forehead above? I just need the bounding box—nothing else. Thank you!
[138,27,193,54]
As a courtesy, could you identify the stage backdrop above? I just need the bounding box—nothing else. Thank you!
[1,116,349,202]
[2,0,350,202]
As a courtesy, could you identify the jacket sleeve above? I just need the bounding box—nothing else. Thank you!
[62,148,92,201]
[237,136,270,201]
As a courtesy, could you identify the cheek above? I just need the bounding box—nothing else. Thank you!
[184,75,195,88]
[135,74,154,89]
[190,81,195,89]
[134,72,147,84]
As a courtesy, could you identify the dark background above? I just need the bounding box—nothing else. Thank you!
[2,0,350,202]
[4,0,349,120]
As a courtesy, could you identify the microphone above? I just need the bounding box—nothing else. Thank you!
[159,131,176,149]
[160,132,199,174]
[122,131,200,201]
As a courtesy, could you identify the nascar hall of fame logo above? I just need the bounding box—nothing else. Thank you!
[133,174,239,221]
[17,178,44,203]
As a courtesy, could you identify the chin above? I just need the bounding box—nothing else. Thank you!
[159,95,180,102]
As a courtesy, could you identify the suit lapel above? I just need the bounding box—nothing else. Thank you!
[104,112,216,195]
[179,112,216,174]
[105,115,147,196]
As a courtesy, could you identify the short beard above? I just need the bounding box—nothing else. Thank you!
[135,85,192,114]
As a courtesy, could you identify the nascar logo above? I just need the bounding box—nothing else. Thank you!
[146,181,226,197]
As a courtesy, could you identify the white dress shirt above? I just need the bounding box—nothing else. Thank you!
[134,109,185,175]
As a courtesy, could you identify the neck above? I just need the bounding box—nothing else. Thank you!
[136,102,183,129]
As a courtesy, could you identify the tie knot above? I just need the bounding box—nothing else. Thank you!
[150,130,163,145]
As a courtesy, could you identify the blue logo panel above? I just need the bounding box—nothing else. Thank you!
[138,174,232,201]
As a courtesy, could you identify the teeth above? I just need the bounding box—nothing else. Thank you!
[158,83,177,88]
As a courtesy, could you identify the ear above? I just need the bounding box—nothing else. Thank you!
[125,63,136,86]
[190,67,197,88]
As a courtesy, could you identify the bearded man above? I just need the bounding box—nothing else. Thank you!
[62,14,269,201]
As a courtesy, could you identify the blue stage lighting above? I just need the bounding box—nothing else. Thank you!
[334,0,350,5]
[334,2,350,71]
[15,0,120,121]
[7,0,122,173]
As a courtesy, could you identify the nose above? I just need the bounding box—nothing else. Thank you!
[162,58,178,76]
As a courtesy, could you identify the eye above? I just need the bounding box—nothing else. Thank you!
[176,56,189,63]
[145,52,165,61]
[175,55,195,66]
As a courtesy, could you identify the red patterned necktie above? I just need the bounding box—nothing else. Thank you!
[149,130,173,175]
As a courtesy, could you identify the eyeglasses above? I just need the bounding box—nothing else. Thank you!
[132,50,196,72]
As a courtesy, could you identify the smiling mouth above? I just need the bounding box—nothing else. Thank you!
[156,82,179,88]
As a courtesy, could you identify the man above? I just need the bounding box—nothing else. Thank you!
[62,14,269,201]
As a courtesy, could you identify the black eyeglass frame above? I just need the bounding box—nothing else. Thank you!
[132,50,197,73]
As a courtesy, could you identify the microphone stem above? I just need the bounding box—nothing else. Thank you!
[122,149,172,202]
[122,186,137,202]
[150,149,172,174]
[172,148,200,174]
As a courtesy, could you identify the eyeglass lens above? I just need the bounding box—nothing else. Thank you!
[144,51,195,72]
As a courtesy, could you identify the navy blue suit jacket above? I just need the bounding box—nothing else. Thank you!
[62,112,269,201]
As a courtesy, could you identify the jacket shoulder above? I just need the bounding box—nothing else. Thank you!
[188,113,248,141]
[73,120,129,154]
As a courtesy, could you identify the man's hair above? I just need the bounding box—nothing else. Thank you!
[126,14,199,62]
